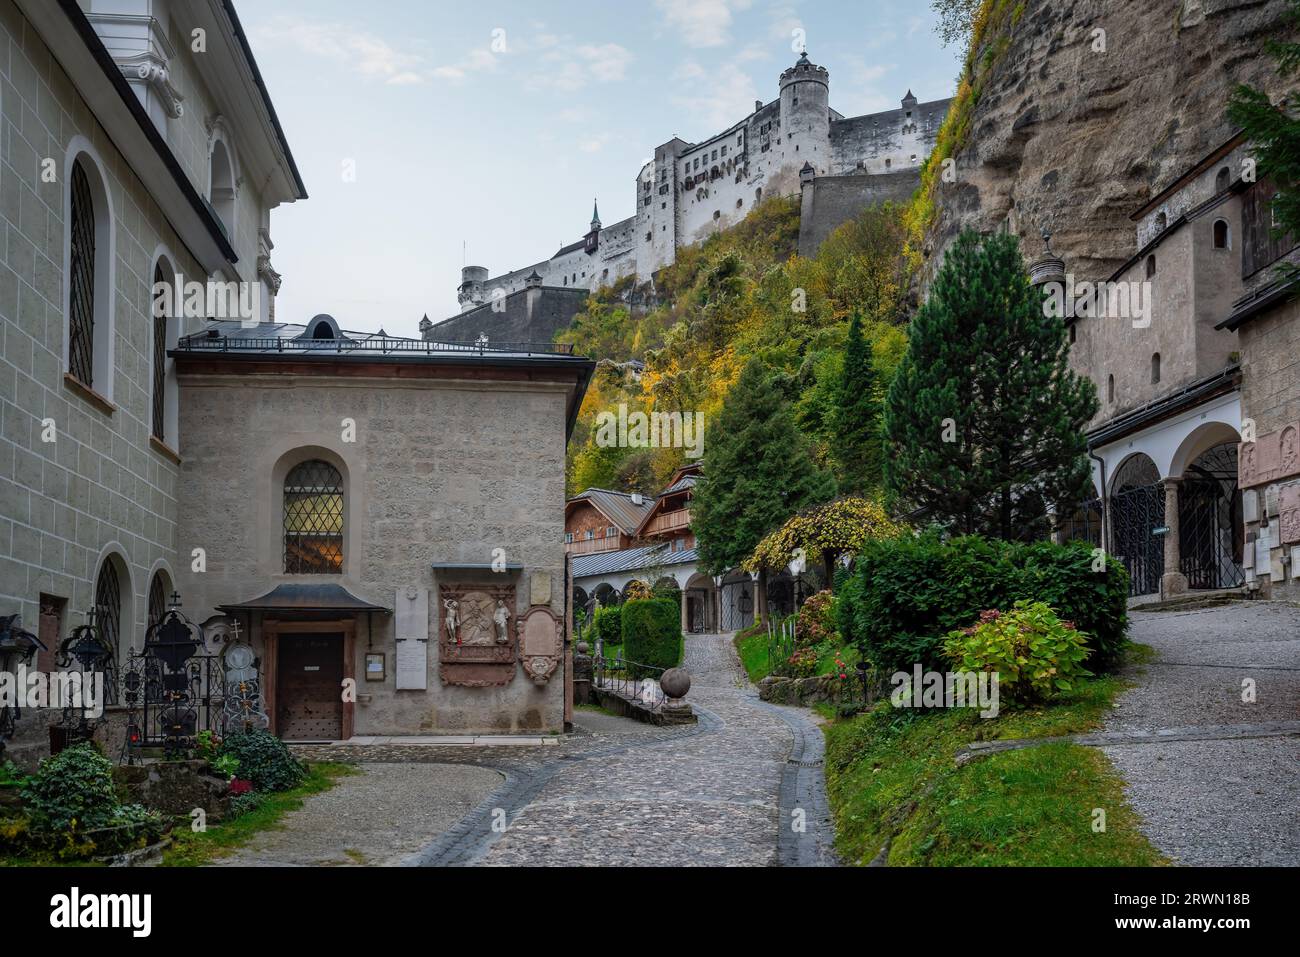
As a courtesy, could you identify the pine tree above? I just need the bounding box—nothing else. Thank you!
[693,358,836,576]
[1228,0,1300,277]
[883,228,1099,541]
[832,311,882,494]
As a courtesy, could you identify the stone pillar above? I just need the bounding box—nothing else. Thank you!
[572,642,593,706]
[1161,477,1188,597]
[680,587,690,634]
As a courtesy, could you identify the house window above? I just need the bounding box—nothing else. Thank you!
[585,529,594,540]
[67,159,98,387]
[1151,353,1161,384]
[606,526,616,538]
[283,460,344,574]
[1145,255,1156,279]
[564,531,573,544]
[1213,219,1230,249]
[151,262,168,440]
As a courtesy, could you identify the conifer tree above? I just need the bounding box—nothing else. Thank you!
[832,311,882,494]
[693,358,836,576]
[883,228,1098,540]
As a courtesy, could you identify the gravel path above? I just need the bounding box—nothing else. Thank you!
[1102,601,1300,866]
[214,763,504,866]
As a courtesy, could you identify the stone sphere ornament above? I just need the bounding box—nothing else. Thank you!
[660,667,691,703]
[576,641,589,656]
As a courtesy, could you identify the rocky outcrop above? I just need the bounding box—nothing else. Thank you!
[924,0,1299,285]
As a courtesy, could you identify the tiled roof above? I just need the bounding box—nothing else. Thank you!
[571,543,699,579]
[568,488,655,535]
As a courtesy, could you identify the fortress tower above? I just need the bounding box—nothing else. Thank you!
[778,52,832,180]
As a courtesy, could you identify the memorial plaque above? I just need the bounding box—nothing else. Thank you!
[439,583,516,687]
[1281,485,1300,545]
[517,606,562,686]
[530,570,552,607]
[1266,484,1280,519]
[1242,488,1260,525]
[395,586,428,691]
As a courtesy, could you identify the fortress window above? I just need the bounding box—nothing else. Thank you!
[1155,212,1167,231]
[721,146,727,156]
[736,199,743,209]
[1069,324,1077,345]
[646,232,652,241]
[1145,255,1156,279]
[1107,375,1115,403]
[1151,353,1161,385]
[1213,219,1230,249]
[885,158,891,169]
[714,210,721,221]
[712,150,717,160]
[756,188,762,202]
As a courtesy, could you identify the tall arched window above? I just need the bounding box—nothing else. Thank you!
[1215,167,1230,192]
[151,261,168,440]
[1107,374,1116,404]
[284,460,344,574]
[147,571,169,629]
[1145,255,1156,279]
[1151,352,1161,384]
[67,159,97,387]
[94,559,122,657]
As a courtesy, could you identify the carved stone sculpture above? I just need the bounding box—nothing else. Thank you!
[517,606,563,686]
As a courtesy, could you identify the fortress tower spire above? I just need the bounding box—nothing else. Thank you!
[590,198,601,231]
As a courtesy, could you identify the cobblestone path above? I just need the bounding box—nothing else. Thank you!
[294,632,839,867]
[1103,602,1300,866]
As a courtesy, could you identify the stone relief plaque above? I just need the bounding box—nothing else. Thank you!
[1282,485,1300,545]
[395,586,428,691]
[517,606,562,686]
[439,583,516,687]
[1240,422,1300,489]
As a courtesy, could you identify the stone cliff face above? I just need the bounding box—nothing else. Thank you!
[924,0,1299,285]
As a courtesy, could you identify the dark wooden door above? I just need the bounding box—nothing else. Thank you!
[277,634,344,740]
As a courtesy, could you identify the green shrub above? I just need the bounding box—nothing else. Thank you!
[942,601,1093,703]
[228,791,266,819]
[794,590,836,648]
[219,730,306,793]
[621,598,683,677]
[781,647,819,678]
[593,605,623,648]
[837,533,1128,674]
[21,743,120,832]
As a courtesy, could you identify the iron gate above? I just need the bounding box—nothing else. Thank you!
[1111,480,1165,597]
[1180,443,1245,590]
[719,578,755,632]
[1061,497,1103,547]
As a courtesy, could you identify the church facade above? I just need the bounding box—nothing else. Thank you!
[0,0,591,765]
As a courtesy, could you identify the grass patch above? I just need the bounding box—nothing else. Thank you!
[824,645,1165,866]
[161,762,357,867]
[734,625,770,682]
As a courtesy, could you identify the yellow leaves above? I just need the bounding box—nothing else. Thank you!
[744,497,906,572]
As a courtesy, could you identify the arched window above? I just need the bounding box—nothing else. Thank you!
[64,145,115,400]
[68,159,98,387]
[1151,352,1161,385]
[151,261,168,440]
[1215,167,1230,192]
[311,319,334,340]
[94,559,122,657]
[1213,219,1230,249]
[1107,374,1115,404]
[1145,255,1156,279]
[147,571,169,629]
[209,137,236,238]
[284,460,344,574]
[1155,211,1167,231]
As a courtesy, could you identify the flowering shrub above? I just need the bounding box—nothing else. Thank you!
[782,647,819,678]
[942,600,1092,704]
[795,590,837,648]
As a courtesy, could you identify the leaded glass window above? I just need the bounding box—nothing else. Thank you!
[68,160,97,386]
[284,460,344,574]
[152,262,167,440]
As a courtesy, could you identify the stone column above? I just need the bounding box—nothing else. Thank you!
[680,587,690,634]
[1162,477,1188,597]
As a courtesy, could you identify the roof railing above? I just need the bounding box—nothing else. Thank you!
[176,334,576,357]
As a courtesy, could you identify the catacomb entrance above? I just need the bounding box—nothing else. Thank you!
[276,633,344,741]
[1111,454,1165,597]
[1180,442,1245,590]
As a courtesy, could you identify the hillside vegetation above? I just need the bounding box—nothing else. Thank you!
[559,195,913,494]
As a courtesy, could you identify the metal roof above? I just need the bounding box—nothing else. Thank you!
[567,488,656,535]
[659,474,698,496]
[174,320,582,360]
[217,583,391,615]
[571,543,699,580]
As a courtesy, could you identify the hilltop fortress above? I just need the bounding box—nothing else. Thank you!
[424,54,951,342]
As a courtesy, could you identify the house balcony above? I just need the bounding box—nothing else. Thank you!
[566,537,622,556]
[643,507,691,537]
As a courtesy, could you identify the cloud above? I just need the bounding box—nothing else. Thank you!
[252,16,433,85]
[655,0,753,48]
[673,61,760,130]
[431,47,501,84]
[838,56,898,115]
[531,43,633,92]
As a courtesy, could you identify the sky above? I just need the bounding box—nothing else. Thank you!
[239,0,962,339]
